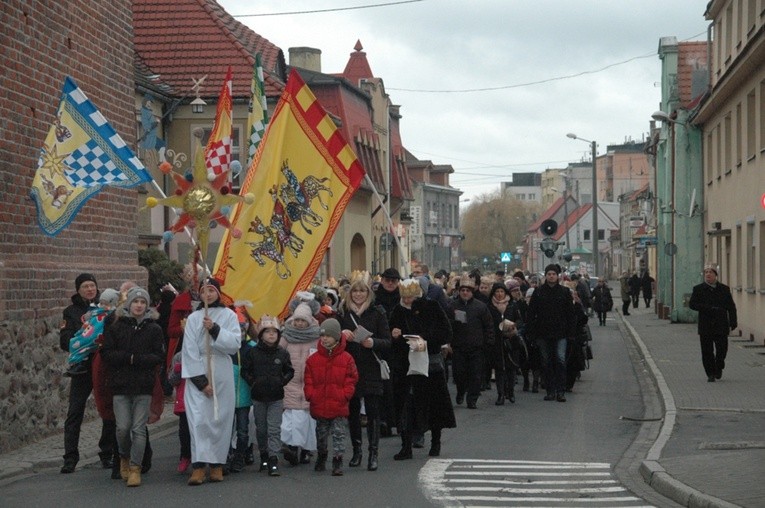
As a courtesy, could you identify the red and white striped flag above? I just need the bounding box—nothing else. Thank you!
[205,67,233,178]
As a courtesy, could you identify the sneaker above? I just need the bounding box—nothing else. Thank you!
[177,457,191,473]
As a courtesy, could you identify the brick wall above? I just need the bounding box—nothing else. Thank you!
[0,0,149,452]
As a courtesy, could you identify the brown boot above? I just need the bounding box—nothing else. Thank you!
[119,457,130,481]
[126,465,141,487]
[188,467,206,486]
[209,466,224,482]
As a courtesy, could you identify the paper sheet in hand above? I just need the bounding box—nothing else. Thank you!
[353,325,373,342]
[454,310,467,323]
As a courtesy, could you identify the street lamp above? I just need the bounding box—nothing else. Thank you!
[566,133,599,277]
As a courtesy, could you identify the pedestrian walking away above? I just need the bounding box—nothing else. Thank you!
[688,263,737,382]
[526,264,576,403]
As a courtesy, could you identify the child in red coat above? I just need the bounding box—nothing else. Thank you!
[304,318,358,476]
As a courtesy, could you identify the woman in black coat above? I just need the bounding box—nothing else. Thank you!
[591,279,613,326]
[337,276,391,472]
[486,283,514,405]
[388,279,455,460]
[628,273,641,309]
[641,271,655,309]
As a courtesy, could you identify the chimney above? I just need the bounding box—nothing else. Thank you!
[289,47,322,73]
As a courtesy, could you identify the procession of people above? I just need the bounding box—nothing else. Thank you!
[61,259,727,487]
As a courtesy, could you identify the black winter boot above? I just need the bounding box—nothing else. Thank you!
[314,452,327,472]
[367,449,378,471]
[299,449,312,464]
[367,420,380,471]
[230,450,244,473]
[394,435,413,460]
[331,456,343,476]
[348,439,362,467]
[531,370,540,393]
[244,444,255,465]
[429,428,442,457]
[522,371,530,392]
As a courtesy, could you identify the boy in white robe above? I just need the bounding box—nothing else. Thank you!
[182,277,241,485]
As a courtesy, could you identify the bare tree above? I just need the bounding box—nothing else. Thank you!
[461,190,543,260]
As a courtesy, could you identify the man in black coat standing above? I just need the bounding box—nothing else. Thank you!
[59,273,116,473]
[448,274,495,409]
[526,264,576,402]
[689,263,737,382]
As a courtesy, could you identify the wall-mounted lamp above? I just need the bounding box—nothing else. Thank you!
[651,110,686,125]
[190,97,207,114]
[190,75,208,114]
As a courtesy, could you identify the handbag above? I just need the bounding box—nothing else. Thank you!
[349,313,390,380]
[428,352,445,374]
[372,351,391,380]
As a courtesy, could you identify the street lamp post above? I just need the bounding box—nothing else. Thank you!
[567,133,598,277]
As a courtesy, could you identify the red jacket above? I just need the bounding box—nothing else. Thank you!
[166,290,194,368]
[304,335,358,419]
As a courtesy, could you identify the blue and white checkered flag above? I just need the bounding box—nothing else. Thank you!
[64,140,128,187]
[31,77,154,236]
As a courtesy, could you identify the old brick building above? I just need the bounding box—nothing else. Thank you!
[0,1,147,451]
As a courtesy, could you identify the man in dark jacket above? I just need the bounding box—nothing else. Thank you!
[526,264,576,402]
[448,274,495,409]
[374,267,401,319]
[59,273,116,474]
[688,263,737,382]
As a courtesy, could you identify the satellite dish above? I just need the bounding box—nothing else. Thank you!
[540,219,558,237]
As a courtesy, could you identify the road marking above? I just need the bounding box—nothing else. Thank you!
[420,459,653,507]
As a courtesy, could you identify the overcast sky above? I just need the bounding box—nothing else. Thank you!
[219,0,710,203]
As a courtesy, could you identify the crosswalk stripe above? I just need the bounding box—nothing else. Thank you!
[420,459,653,507]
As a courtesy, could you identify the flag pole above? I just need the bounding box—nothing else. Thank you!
[364,173,407,277]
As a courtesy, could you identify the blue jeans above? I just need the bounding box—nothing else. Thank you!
[113,394,151,466]
[234,406,250,455]
[537,338,567,396]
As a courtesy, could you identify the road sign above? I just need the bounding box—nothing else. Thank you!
[500,252,512,263]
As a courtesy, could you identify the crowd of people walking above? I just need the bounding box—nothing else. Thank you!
[57,262,605,486]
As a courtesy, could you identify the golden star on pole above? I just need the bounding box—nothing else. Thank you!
[147,139,254,258]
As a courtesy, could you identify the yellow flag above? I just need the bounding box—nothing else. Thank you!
[214,70,365,318]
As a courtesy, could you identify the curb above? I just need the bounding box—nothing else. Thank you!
[0,412,179,485]
[621,314,742,508]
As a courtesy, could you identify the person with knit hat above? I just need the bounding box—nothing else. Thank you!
[388,278,455,460]
[689,263,737,382]
[304,318,358,476]
[59,273,116,474]
[101,286,164,487]
[280,302,321,467]
[65,288,120,377]
[182,277,242,485]
[241,314,294,477]
[447,273,495,409]
[526,264,576,402]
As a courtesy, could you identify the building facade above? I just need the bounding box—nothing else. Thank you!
[694,0,765,341]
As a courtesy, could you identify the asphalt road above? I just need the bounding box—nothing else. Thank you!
[1,313,678,507]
